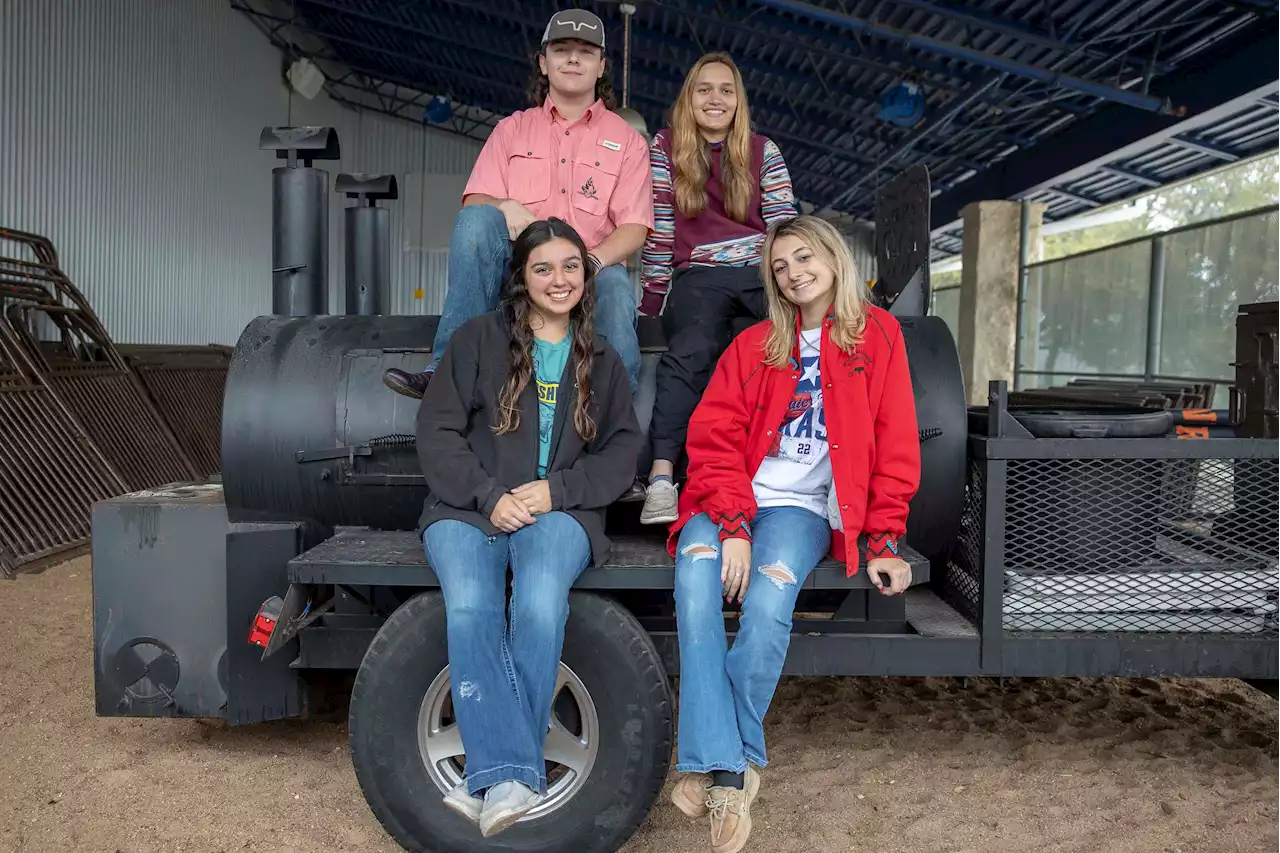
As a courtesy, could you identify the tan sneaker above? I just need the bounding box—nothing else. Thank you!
[670,772,713,818]
[707,767,761,853]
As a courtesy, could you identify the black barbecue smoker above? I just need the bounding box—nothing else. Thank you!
[89,136,1278,853]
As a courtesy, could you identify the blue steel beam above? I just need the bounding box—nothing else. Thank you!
[928,21,1279,229]
[883,0,1175,73]
[746,0,1185,115]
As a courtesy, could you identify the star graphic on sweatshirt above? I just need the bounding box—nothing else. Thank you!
[800,356,821,386]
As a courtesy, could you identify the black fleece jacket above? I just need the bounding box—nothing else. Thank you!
[415,310,642,566]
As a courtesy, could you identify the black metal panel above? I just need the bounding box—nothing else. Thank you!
[897,316,968,566]
[1000,634,1278,678]
[873,164,932,316]
[225,521,305,726]
[91,484,234,719]
[294,588,981,673]
[303,627,982,677]
[287,528,931,590]
[1233,301,1278,439]
[652,633,980,677]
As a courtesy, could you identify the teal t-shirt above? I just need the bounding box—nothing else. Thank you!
[533,334,572,479]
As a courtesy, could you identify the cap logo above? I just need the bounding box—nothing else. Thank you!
[558,19,599,33]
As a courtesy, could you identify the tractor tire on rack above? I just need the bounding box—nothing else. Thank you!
[348,589,673,853]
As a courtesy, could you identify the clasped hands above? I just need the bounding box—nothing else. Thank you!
[489,480,552,533]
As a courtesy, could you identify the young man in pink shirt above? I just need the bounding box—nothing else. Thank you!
[384,8,652,399]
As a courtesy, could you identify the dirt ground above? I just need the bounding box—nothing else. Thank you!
[0,555,1276,853]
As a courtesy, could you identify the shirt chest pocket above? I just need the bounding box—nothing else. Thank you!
[571,144,624,217]
[507,146,551,206]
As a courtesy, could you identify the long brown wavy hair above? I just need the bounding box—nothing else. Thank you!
[493,218,599,442]
[670,52,754,222]
[526,44,617,110]
[760,216,867,368]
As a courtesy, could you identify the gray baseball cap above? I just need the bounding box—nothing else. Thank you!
[542,9,606,50]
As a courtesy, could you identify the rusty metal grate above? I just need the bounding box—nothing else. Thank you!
[0,375,125,577]
[0,301,198,492]
[1002,456,1278,634]
[119,345,231,478]
[0,227,205,574]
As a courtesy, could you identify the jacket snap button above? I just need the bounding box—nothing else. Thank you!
[841,504,849,510]
[832,444,839,450]
[767,430,773,435]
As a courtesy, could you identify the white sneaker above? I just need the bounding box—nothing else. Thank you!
[640,479,679,525]
[479,780,543,837]
[441,779,482,824]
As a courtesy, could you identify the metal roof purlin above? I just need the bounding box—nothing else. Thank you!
[746,0,1186,116]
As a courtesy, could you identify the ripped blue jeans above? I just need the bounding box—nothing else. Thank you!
[423,513,591,796]
[673,506,832,773]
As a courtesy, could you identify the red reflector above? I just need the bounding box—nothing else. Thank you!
[248,595,285,648]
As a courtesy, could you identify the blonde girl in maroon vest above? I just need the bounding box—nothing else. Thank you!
[637,52,799,526]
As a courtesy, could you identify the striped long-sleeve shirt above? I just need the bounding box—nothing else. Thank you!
[639,129,797,316]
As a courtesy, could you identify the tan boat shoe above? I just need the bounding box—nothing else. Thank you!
[707,767,761,853]
[671,772,714,818]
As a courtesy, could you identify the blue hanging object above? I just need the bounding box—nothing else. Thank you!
[878,82,925,128]
[423,96,453,125]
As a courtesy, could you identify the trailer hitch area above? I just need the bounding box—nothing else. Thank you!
[248,583,335,660]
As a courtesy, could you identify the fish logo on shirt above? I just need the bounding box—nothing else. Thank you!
[580,177,597,199]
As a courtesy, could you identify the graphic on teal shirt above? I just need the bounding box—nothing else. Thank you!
[533,334,572,479]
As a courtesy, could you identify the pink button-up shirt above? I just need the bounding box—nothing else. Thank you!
[463,98,654,250]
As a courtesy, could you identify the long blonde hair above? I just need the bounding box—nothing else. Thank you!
[760,216,867,368]
[669,52,753,222]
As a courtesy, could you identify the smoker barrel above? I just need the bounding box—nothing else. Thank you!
[221,314,437,541]
[221,314,967,562]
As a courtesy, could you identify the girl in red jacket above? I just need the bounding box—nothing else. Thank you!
[664,215,921,853]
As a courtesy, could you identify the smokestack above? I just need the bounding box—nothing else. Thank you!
[337,173,398,316]
[258,126,341,317]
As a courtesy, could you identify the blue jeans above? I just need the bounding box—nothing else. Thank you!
[430,204,640,391]
[673,506,832,773]
[423,512,592,796]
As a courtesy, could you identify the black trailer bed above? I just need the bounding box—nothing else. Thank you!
[288,527,931,590]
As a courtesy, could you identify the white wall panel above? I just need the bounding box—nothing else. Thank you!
[1,0,480,346]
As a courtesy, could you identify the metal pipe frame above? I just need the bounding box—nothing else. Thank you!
[746,0,1184,115]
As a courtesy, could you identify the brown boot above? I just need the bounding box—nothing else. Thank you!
[707,767,760,853]
[670,772,713,818]
[382,367,432,399]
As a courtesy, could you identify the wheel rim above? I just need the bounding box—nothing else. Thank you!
[417,662,600,820]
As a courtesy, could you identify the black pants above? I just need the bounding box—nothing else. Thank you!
[650,266,767,466]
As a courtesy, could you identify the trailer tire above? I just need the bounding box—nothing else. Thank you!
[348,589,673,853]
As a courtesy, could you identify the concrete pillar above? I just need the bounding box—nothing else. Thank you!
[957,200,1045,404]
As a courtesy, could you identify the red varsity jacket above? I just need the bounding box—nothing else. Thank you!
[665,305,921,576]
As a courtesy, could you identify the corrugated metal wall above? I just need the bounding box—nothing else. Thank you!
[1,0,480,345]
